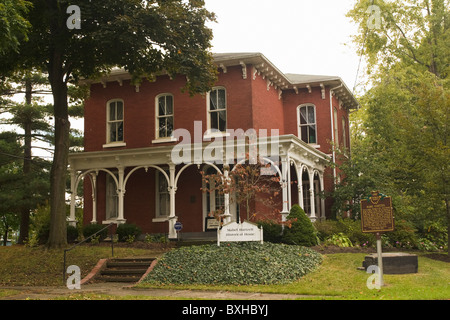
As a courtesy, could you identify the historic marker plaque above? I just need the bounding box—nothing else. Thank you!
[361,191,394,233]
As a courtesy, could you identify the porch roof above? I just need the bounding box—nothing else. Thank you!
[68,134,330,172]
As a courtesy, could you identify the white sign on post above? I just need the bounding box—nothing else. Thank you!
[217,221,263,246]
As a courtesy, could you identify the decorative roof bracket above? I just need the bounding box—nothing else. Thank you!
[239,61,247,79]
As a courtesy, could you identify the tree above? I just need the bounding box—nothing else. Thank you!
[0,0,31,54]
[0,0,217,248]
[201,159,281,223]
[342,0,450,254]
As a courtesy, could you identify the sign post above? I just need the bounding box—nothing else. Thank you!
[360,191,394,287]
[174,221,183,241]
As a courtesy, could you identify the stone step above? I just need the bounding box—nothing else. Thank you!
[95,257,155,283]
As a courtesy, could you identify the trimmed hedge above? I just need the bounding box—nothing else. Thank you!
[143,242,322,285]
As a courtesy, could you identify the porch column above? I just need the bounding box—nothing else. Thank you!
[222,166,232,224]
[116,167,126,224]
[168,163,178,239]
[309,169,316,221]
[298,165,304,210]
[91,172,98,224]
[68,168,77,227]
[280,154,289,222]
[319,172,326,220]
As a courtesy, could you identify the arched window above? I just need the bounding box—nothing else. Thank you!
[208,87,227,132]
[107,99,124,143]
[297,104,317,144]
[156,94,174,139]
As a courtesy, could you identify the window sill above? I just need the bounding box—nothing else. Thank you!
[152,217,168,222]
[152,137,177,144]
[103,142,126,148]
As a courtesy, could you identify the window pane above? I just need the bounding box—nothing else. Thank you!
[159,118,166,138]
[116,102,123,120]
[300,107,307,125]
[166,116,174,137]
[307,106,315,124]
[109,103,116,121]
[110,123,117,142]
[210,90,217,110]
[217,89,226,109]
[301,126,308,143]
[218,110,226,131]
[166,95,173,115]
[117,122,123,141]
[309,125,316,144]
[159,97,166,116]
[210,111,218,130]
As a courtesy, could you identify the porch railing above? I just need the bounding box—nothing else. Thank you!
[63,223,114,284]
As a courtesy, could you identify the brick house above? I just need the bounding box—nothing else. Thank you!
[68,52,358,239]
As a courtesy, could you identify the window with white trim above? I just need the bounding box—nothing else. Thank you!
[208,87,227,132]
[298,104,317,144]
[106,173,118,220]
[107,100,124,143]
[155,170,170,218]
[156,94,174,139]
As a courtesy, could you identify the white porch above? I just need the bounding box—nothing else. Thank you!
[68,134,329,239]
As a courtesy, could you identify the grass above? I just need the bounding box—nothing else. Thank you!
[0,244,448,300]
[0,244,168,286]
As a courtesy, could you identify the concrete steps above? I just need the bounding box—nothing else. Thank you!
[96,257,155,283]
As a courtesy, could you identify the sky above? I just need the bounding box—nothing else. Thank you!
[204,0,362,92]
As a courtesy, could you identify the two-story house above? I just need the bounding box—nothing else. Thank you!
[68,52,358,239]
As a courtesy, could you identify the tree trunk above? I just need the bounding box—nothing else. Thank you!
[47,71,70,249]
[18,79,32,244]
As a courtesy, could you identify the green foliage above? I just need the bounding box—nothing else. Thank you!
[143,242,322,285]
[257,220,283,243]
[116,223,141,242]
[82,224,108,242]
[325,233,353,248]
[66,225,78,243]
[282,205,318,246]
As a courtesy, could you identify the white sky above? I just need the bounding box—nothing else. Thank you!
[204,0,361,91]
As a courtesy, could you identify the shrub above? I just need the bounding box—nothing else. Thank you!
[256,220,283,243]
[385,219,418,248]
[282,205,318,246]
[67,225,79,243]
[325,233,353,247]
[116,223,141,242]
[82,223,108,241]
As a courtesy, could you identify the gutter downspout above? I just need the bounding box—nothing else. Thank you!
[329,84,343,184]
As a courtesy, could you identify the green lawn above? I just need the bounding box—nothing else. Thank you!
[0,245,448,300]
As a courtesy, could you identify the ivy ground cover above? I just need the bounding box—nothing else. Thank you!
[142,242,322,285]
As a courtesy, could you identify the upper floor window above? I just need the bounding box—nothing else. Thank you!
[208,87,227,132]
[156,94,174,139]
[107,100,124,143]
[298,104,317,144]
[342,116,347,151]
[334,108,339,147]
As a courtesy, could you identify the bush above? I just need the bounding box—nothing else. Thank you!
[66,225,79,243]
[282,205,318,246]
[82,223,108,242]
[385,219,418,249]
[257,220,283,243]
[116,223,141,242]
